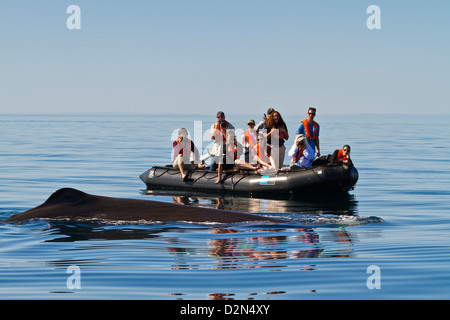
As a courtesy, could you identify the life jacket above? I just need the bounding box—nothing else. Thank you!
[293,148,304,163]
[336,149,349,162]
[227,142,238,160]
[214,120,232,142]
[256,143,270,162]
[243,129,257,148]
[270,128,286,141]
[302,119,319,140]
[173,140,194,160]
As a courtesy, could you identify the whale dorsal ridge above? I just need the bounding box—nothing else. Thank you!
[42,188,88,206]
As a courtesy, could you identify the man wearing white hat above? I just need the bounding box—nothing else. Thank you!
[288,134,315,168]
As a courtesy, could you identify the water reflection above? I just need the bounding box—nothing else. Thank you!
[143,190,359,216]
[205,227,322,270]
[43,221,356,271]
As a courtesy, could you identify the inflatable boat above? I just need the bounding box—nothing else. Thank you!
[140,163,358,197]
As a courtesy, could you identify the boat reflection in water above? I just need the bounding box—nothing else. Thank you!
[142,189,359,216]
[140,190,368,268]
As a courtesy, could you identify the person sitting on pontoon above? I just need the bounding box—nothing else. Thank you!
[173,128,205,181]
[288,134,314,168]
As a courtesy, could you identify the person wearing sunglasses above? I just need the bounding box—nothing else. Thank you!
[210,111,235,171]
[210,111,234,140]
[330,145,353,166]
[295,107,320,158]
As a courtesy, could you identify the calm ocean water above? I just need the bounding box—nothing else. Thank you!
[1,113,450,300]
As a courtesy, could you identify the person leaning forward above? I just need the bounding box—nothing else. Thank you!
[295,107,320,158]
[330,144,353,166]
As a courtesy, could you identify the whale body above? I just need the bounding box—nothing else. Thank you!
[2,188,281,224]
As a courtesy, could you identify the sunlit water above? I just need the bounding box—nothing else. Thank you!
[1,113,449,299]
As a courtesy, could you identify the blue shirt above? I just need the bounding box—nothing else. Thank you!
[295,121,320,151]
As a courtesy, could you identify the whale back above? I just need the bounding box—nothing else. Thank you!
[42,188,88,206]
[2,188,281,224]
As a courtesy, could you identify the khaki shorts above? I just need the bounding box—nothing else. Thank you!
[173,161,197,170]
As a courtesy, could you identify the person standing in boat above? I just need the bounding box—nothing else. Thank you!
[255,109,272,170]
[173,128,205,181]
[265,110,289,169]
[215,129,243,184]
[295,107,320,158]
[255,107,275,133]
[288,134,314,168]
[210,111,234,170]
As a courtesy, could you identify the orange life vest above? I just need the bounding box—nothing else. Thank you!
[336,149,349,162]
[293,148,304,163]
[214,120,232,142]
[227,142,238,160]
[256,144,270,162]
[243,129,257,148]
[302,119,319,140]
[173,140,194,160]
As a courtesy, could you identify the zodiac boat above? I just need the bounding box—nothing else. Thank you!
[140,163,359,197]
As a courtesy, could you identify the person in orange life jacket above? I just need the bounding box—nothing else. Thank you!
[295,107,320,158]
[210,111,235,170]
[173,128,205,180]
[330,145,353,166]
[210,111,235,140]
[255,108,274,162]
[241,119,257,163]
[214,129,243,184]
[264,111,289,169]
[288,134,314,168]
[254,138,273,169]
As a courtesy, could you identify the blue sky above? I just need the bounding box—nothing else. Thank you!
[1,1,449,115]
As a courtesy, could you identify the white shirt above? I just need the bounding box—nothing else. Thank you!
[210,122,234,156]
